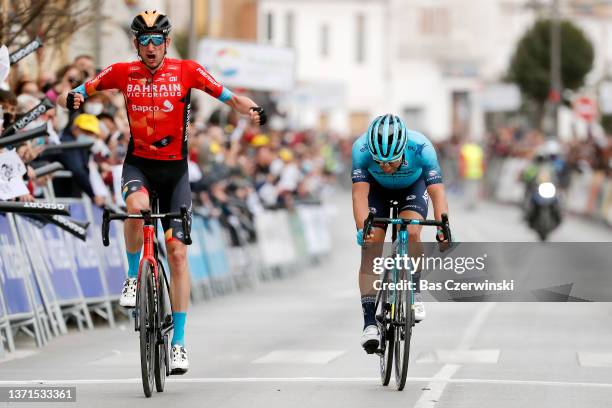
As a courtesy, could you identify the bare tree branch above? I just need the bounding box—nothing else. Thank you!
[1,0,99,50]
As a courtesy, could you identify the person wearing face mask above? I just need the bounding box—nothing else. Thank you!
[83,95,105,116]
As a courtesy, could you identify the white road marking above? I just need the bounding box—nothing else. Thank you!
[89,350,139,366]
[416,349,500,364]
[0,377,610,389]
[252,350,346,364]
[577,352,612,367]
[414,302,497,408]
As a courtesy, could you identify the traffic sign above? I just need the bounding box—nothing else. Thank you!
[574,96,597,122]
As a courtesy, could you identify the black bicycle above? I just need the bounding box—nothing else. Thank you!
[102,194,191,397]
[364,201,451,391]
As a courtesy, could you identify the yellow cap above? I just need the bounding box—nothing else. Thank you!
[209,141,222,154]
[251,134,270,147]
[278,148,293,162]
[73,114,100,135]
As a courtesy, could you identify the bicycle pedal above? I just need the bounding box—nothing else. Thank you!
[362,339,379,354]
[170,368,188,376]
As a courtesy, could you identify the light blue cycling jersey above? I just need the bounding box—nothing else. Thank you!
[351,130,443,189]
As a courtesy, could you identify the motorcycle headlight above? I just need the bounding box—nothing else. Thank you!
[538,182,556,199]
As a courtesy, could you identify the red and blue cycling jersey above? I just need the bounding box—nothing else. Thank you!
[74,58,233,161]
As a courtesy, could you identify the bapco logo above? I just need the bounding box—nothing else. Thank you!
[162,100,174,112]
[131,100,174,113]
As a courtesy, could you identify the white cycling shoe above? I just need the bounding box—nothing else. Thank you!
[361,325,380,353]
[170,344,189,375]
[119,278,137,308]
[414,293,426,322]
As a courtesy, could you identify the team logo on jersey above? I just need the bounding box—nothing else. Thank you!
[428,170,438,178]
[152,136,172,148]
[196,67,220,87]
[92,66,112,83]
[415,143,426,157]
[126,83,182,97]
[406,195,416,201]
[162,100,174,112]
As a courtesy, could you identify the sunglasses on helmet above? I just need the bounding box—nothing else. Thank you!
[137,34,165,46]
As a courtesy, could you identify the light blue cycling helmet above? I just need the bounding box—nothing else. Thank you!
[367,114,408,162]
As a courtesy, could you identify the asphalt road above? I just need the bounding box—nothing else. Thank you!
[0,192,611,407]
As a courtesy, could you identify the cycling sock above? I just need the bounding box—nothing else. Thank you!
[172,312,186,347]
[361,296,376,328]
[126,250,141,279]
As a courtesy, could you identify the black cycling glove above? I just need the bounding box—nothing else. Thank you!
[250,107,267,126]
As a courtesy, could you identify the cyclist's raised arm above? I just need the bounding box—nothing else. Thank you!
[183,60,260,116]
[58,63,128,109]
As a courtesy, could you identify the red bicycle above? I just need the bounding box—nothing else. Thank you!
[102,195,191,397]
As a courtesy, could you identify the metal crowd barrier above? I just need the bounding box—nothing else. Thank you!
[0,196,333,355]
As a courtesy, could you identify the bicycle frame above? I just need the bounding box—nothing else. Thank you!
[138,210,160,289]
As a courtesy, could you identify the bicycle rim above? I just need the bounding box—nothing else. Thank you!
[139,261,155,397]
[154,263,166,392]
[394,268,413,391]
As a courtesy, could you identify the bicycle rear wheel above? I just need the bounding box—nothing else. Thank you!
[378,272,394,386]
[394,267,413,391]
[139,261,156,398]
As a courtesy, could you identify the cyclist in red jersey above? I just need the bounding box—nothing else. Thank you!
[58,10,266,374]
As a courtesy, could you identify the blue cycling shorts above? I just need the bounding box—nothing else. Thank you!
[368,177,429,228]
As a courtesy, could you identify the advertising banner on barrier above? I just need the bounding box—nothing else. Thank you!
[254,210,297,267]
[297,206,332,257]
[188,216,210,283]
[24,218,82,304]
[0,215,33,315]
[68,203,106,300]
[198,217,230,278]
[91,205,125,295]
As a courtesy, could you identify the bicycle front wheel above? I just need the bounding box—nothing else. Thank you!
[139,261,156,398]
[394,267,413,391]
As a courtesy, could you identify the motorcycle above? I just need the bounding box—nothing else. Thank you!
[524,166,562,241]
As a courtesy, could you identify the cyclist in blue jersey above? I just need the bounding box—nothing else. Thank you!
[351,114,450,352]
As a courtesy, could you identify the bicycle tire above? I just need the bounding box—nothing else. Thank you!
[154,261,167,392]
[139,261,155,398]
[394,266,413,391]
[378,271,394,386]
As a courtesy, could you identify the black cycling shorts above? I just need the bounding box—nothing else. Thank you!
[121,157,192,244]
[368,177,429,229]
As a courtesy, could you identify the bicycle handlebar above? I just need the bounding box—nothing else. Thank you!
[363,212,452,243]
[102,206,192,246]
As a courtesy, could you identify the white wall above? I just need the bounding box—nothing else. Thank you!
[259,0,387,133]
